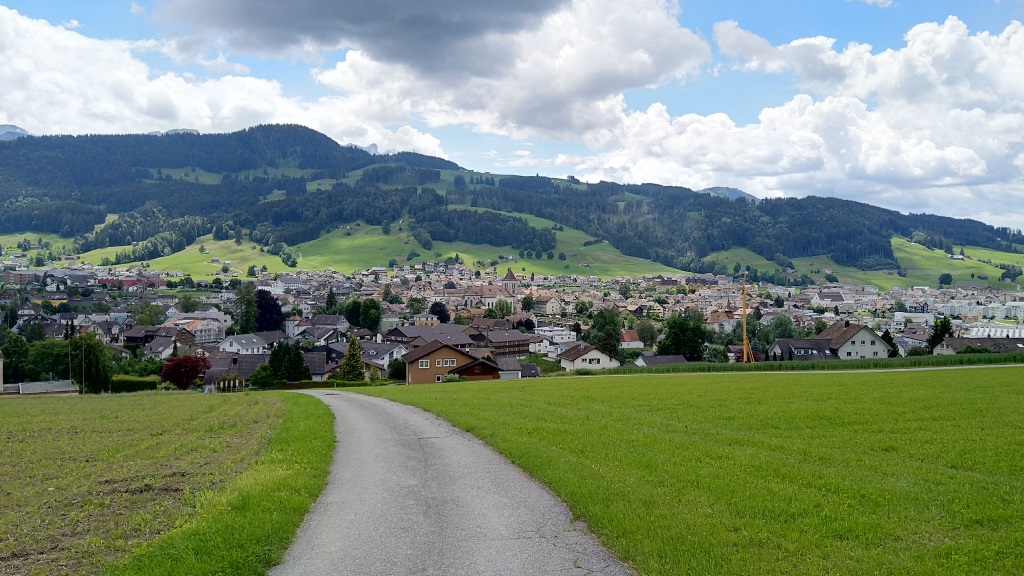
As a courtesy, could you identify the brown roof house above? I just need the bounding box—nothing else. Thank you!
[556,343,620,371]
[401,341,500,384]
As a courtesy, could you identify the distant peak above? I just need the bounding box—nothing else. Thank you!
[0,124,31,140]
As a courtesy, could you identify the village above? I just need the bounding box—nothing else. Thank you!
[3,253,1024,396]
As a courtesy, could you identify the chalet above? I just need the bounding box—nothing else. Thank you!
[556,343,620,371]
[766,339,836,361]
[402,341,500,384]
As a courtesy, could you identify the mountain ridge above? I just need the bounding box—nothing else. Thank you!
[0,123,1020,278]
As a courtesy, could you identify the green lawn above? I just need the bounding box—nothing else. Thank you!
[358,368,1024,575]
[0,391,333,576]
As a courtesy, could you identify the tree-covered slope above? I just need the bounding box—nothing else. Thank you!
[1,123,1020,275]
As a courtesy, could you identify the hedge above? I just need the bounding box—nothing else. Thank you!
[110,375,162,393]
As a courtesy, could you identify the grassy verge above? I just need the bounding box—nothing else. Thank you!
[0,391,333,576]
[105,392,333,576]
[358,368,1024,575]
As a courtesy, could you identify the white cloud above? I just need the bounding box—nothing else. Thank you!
[131,3,147,16]
[0,6,441,154]
[851,0,892,7]
[316,0,711,139]
[565,16,1024,225]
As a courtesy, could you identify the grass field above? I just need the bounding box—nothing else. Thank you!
[706,238,1018,290]
[358,368,1024,575]
[0,391,333,576]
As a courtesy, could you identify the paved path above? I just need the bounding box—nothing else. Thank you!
[269,390,634,576]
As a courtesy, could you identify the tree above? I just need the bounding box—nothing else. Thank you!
[428,301,450,324]
[521,295,535,312]
[325,288,338,313]
[178,293,201,313]
[235,283,258,334]
[72,334,112,393]
[344,299,362,328]
[407,296,427,316]
[879,329,900,358]
[268,342,311,381]
[491,298,512,319]
[21,321,46,344]
[587,307,622,359]
[360,298,382,332]
[338,338,365,382]
[658,309,707,361]
[247,364,277,390]
[160,355,211,390]
[1,332,30,383]
[246,264,258,277]
[894,300,908,313]
[574,300,592,316]
[387,358,406,381]
[134,301,166,326]
[939,272,953,286]
[636,318,659,348]
[28,338,72,381]
[927,316,953,350]
[765,314,795,341]
[255,289,285,332]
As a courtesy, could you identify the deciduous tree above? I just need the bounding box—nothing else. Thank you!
[160,355,211,390]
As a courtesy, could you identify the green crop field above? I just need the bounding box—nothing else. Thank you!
[359,367,1024,575]
[0,391,333,576]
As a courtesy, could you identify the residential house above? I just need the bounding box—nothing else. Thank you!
[818,321,893,360]
[556,343,621,371]
[484,330,532,359]
[620,330,643,350]
[218,334,270,355]
[633,354,688,368]
[402,341,500,384]
[934,338,1024,355]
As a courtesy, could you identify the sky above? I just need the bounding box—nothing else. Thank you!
[1,1,1024,229]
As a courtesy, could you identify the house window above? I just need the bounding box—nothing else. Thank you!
[435,375,443,382]
[588,358,600,365]
[419,360,430,369]
[873,352,879,357]
[871,340,876,346]
[436,359,443,367]
[846,352,852,357]
[445,359,456,367]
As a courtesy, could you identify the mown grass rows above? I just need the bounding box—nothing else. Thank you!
[0,391,333,576]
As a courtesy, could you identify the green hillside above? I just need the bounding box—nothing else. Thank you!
[67,210,677,278]
[707,237,1020,290]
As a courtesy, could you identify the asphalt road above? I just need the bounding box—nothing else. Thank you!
[269,390,634,576]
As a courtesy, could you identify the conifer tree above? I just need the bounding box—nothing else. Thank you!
[339,338,365,382]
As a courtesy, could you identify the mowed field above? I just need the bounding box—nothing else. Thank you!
[0,392,333,576]
[359,367,1024,575]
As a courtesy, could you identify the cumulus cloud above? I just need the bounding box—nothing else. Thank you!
[153,0,570,75]
[0,6,442,155]
[568,16,1024,226]
[315,0,710,138]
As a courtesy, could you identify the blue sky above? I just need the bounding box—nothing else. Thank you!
[1,1,1024,228]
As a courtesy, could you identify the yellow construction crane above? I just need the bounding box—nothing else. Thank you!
[740,271,756,363]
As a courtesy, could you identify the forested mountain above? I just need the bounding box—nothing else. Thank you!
[0,123,1020,272]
